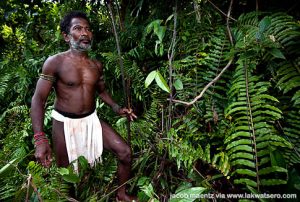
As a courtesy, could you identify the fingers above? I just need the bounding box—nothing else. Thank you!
[124,108,137,121]
[35,153,52,168]
[38,157,52,168]
[45,154,53,168]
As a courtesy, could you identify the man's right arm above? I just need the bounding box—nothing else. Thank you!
[31,79,53,132]
[31,56,57,167]
[31,56,56,133]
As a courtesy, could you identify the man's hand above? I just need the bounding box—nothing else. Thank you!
[119,108,137,121]
[35,143,52,168]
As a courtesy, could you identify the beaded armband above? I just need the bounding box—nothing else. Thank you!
[33,132,49,147]
[39,74,56,82]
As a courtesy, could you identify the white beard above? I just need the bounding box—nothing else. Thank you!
[69,35,92,52]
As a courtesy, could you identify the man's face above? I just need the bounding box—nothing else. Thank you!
[66,17,93,52]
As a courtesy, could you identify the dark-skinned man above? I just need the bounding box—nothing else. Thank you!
[30,10,137,202]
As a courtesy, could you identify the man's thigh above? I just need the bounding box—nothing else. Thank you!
[100,120,129,154]
[52,119,69,167]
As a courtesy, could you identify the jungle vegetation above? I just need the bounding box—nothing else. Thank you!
[0,0,300,201]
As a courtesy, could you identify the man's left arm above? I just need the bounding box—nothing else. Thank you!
[96,62,137,121]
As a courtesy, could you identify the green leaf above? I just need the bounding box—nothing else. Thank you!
[1,24,13,39]
[145,70,157,88]
[166,14,174,24]
[225,106,248,117]
[233,169,257,177]
[252,110,282,119]
[234,178,257,187]
[251,104,282,114]
[246,185,269,202]
[0,158,18,178]
[159,43,164,56]
[230,152,254,160]
[141,183,155,198]
[174,79,183,90]
[225,131,251,144]
[231,159,255,168]
[269,48,286,59]
[205,144,211,163]
[175,182,193,193]
[270,150,287,167]
[225,101,247,114]
[259,16,271,33]
[226,139,253,150]
[146,20,161,34]
[169,187,207,202]
[258,166,287,175]
[57,167,69,175]
[137,176,151,186]
[260,179,287,186]
[78,156,89,171]
[256,134,285,142]
[252,94,279,102]
[62,173,80,183]
[228,145,253,156]
[156,26,166,42]
[155,71,171,93]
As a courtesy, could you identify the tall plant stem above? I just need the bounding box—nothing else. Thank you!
[167,0,178,130]
[106,0,131,145]
[244,61,260,191]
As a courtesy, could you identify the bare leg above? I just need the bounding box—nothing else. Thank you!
[101,120,137,201]
[52,119,78,197]
[52,118,136,201]
[52,119,69,167]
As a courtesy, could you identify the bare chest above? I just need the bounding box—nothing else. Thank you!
[57,59,100,87]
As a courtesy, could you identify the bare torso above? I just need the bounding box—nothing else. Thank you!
[52,51,101,114]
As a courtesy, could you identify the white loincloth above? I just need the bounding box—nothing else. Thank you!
[52,109,103,171]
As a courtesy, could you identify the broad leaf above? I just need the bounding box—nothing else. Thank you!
[155,71,171,93]
[173,79,183,90]
[269,48,286,59]
[145,70,157,88]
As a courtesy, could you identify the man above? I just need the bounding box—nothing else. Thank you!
[30,11,137,201]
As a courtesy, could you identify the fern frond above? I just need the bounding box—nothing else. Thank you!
[225,59,289,192]
[281,110,300,166]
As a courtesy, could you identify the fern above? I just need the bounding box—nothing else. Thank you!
[265,13,300,167]
[266,13,300,56]
[26,161,73,201]
[225,59,292,191]
[275,60,300,104]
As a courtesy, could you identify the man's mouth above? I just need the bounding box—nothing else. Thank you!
[81,39,91,44]
[79,37,91,44]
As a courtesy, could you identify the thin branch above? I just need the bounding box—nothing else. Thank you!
[52,188,79,202]
[226,0,234,45]
[99,178,135,201]
[29,177,43,202]
[170,0,235,106]
[25,174,32,202]
[171,58,233,106]
[167,1,178,130]
[106,0,131,145]
[207,0,237,22]
[106,1,127,105]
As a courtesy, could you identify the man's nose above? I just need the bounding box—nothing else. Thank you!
[80,28,89,36]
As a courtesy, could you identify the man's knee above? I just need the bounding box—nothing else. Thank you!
[118,145,132,163]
